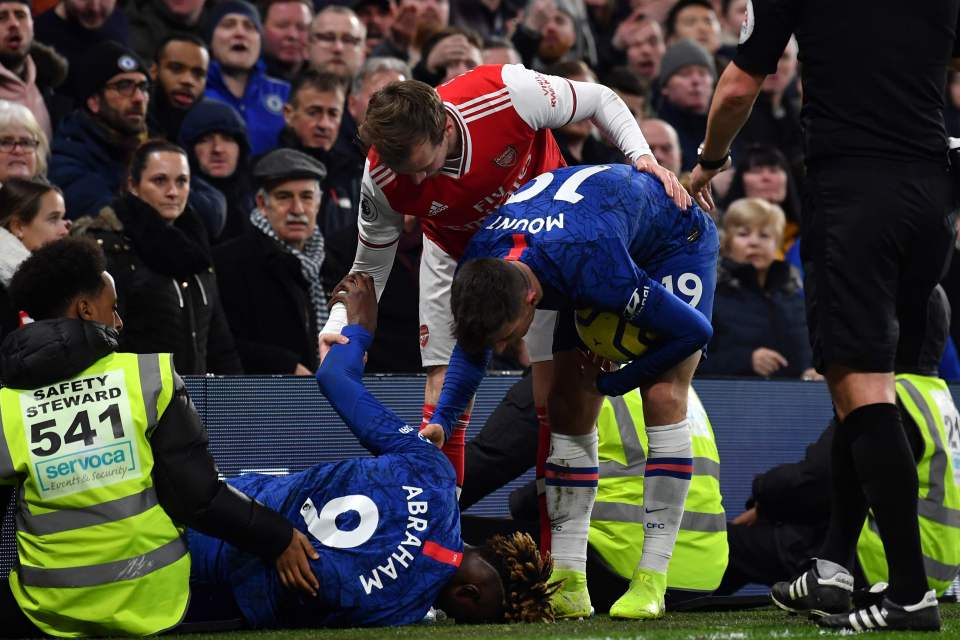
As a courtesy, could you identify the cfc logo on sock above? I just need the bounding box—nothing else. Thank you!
[646,522,665,529]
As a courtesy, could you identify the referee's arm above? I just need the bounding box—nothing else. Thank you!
[698,62,765,166]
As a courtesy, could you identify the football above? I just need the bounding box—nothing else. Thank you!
[575,308,657,363]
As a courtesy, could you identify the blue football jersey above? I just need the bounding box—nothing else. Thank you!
[431,164,719,423]
[463,163,715,317]
[188,326,462,628]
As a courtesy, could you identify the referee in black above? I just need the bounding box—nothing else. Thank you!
[690,1,960,632]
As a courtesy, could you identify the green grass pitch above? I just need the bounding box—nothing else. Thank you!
[170,603,959,640]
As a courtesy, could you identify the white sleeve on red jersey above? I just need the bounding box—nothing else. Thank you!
[319,160,403,337]
[500,63,652,162]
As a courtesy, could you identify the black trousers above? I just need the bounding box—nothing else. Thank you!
[716,521,869,596]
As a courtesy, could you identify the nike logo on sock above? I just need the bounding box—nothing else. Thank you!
[644,506,668,513]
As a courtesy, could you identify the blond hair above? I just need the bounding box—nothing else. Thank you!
[0,100,49,178]
[721,197,786,254]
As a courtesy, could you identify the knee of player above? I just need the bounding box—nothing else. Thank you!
[642,382,688,417]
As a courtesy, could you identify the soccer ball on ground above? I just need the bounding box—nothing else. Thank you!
[575,308,657,363]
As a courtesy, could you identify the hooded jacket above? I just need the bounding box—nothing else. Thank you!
[0,44,60,139]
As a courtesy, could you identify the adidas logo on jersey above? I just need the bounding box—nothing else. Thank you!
[428,201,448,217]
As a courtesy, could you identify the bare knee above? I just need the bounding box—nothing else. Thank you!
[641,382,688,426]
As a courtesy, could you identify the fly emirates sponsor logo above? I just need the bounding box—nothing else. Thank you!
[471,154,533,217]
[359,485,430,595]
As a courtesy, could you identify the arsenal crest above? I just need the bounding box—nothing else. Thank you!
[419,324,430,347]
[493,145,518,168]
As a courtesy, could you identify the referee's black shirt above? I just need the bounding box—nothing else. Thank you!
[734,0,960,164]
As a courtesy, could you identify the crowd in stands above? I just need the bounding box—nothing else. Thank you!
[1,0,958,381]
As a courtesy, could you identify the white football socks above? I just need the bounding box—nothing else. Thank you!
[545,430,599,574]
[639,419,692,574]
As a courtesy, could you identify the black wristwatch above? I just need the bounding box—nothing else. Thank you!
[697,152,730,170]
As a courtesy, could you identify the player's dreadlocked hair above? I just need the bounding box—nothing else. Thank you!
[477,532,559,623]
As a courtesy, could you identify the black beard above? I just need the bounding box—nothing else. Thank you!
[0,49,27,74]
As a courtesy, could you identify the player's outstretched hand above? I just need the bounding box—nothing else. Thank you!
[329,273,378,335]
[419,423,445,448]
[634,154,692,210]
[277,529,320,597]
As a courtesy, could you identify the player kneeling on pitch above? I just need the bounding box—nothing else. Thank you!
[184,273,556,629]
[422,164,719,620]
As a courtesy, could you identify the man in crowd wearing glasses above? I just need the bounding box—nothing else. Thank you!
[49,41,150,219]
[307,5,367,82]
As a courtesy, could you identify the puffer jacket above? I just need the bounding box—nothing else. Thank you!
[700,257,812,378]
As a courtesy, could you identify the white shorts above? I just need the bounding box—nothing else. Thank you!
[418,235,557,367]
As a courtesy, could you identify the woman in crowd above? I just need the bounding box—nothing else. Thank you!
[0,101,49,183]
[72,140,243,374]
[0,179,70,338]
[700,198,818,380]
[721,145,802,255]
[179,100,256,243]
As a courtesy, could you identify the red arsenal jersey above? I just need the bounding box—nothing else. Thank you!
[358,64,582,258]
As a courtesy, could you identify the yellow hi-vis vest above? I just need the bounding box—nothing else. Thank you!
[589,387,728,592]
[856,374,960,595]
[0,352,191,637]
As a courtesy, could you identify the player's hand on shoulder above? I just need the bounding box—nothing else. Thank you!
[419,423,445,449]
[634,154,692,210]
[329,273,378,335]
[276,529,320,597]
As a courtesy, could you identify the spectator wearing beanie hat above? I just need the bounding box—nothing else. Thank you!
[49,41,150,219]
[655,38,716,171]
[180,99,257,242]
[202,0,290,156]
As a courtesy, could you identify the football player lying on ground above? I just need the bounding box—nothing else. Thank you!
[183,273,556,629]
[422,164,719,620]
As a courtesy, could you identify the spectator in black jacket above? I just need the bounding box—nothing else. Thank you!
[214,148,327,374]
[49,41,149,219]
[180,98,256,242]
[72,139,243,375]
[34,0,129,93]
[277,69,357,239]
[700,198,817,379]
[0,237,316,638]
[147,34,210,142]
